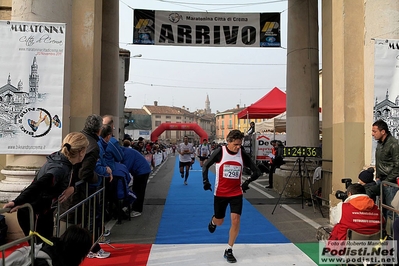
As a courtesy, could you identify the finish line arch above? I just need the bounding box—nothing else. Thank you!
[151,123,208,142]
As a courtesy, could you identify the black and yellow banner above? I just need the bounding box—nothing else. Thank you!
[133,9,280,47]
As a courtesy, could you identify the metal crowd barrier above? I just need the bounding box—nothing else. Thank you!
[380,180,399,237]
[0,204,36,266]
[0,178,107,265]
[54,177,106,244]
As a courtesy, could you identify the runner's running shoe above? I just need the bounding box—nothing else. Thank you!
[224,248,237,263]
[208,216,216,233]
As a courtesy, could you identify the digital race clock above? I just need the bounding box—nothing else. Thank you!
[280,146,322,158]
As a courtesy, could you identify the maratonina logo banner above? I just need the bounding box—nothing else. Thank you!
[133,9,280,48]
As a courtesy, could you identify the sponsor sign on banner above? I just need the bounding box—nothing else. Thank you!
[372,39,399,164]
[242,135,253,157]
[254,133,286,161]
[153,153,163,167]
[0,21,65,154]
[139,130,150,135]
[144,154,153,168]
[133,9,280,47]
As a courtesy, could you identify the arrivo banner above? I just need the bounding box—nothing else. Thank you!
[133,9,280,47]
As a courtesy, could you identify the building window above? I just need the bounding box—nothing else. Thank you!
[176,116,181,119]
[228,120,233,129]
[155,121,161,126]
[166,115,171,119]
[155,115,161,119]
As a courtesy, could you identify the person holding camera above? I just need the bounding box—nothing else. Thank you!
[329,183,381,240]
[357,167,379,202]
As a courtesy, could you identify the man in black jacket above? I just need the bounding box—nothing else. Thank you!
[372,119,399,208]
[74,114,103,184]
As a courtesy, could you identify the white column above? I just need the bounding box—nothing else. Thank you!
[100,0,119,127]
[286,0,320,147]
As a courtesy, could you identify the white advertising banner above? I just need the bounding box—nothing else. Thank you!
[0,20,65,154]
[372,39,399,164]
[153,153,163,167]
[254,133,286,161]
[374,40,399,105]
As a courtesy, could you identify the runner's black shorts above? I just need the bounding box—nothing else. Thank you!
[214,195,243,218]
[198,156,208,161]
[179,161,191,167]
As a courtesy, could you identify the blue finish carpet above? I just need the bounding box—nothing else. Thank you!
[155,157,289,244]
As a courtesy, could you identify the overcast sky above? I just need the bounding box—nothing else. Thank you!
[119,0,289,112]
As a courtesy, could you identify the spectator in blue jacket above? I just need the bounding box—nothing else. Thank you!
[98,122,134,221]
[122,147,152,218]
[102,115,124,171]
[94,125,113,185]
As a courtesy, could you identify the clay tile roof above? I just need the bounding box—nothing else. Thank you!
[144,105,193,115]
[125,108,148,115]
[218,107,246,114]
[199,113,216,121]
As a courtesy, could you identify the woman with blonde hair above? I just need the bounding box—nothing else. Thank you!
[3,132,89,240]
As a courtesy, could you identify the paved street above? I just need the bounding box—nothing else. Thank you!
[100,154,330,265]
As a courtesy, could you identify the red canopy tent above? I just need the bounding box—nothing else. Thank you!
[237,87,286,119]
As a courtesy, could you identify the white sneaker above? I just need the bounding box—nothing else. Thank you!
[87,248,111,259]
[98,237,111,244]
[130,211,142,218]
[103,229,111,237]
[96,249,111,258]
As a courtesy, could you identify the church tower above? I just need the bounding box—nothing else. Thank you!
[29,56,39,102]
[205,94,211,114]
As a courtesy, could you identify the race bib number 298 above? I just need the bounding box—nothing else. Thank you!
[223,165,241,179]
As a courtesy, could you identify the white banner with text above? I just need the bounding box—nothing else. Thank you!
[0,20,65,154]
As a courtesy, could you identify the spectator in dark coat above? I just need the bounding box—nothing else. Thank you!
[3,133,89,240]
[74,114,103,184]
[62,115,103,226]
[247,121,255,135]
